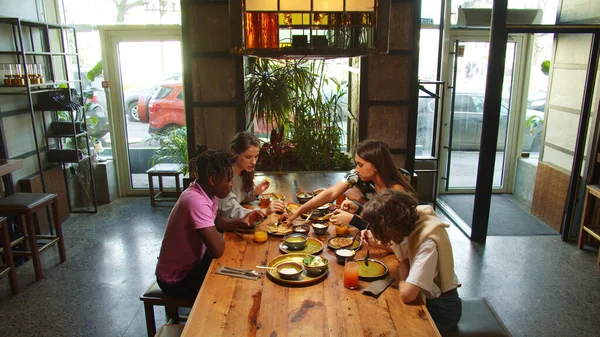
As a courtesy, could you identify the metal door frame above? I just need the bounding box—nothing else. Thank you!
[98,25,182,196]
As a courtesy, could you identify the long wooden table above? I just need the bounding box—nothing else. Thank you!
[181,172,441,337]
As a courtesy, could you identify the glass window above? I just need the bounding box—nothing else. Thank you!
[421,0,443,25]
[177,90,184,100]
[153,86,173,100]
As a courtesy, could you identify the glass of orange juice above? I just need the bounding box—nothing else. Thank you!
[344,257,359,289]
[254,224,268,243]
[259,194,271,209]
[335,224,350,235]
[335,193,345,205]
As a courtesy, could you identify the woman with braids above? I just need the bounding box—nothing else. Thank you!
[155,150,263,299]
[281,139,416,229]
[218,131,284,219]
[361,190,461,332]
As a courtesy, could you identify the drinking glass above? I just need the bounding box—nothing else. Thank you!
[259,194,271,209]
[344,257,359,289]
[254,224,268,243]
[335,193,345,205]
[335,224,349,235]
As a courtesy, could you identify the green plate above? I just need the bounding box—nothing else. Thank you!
[279,238,323,255]
[327,235,362,251]
[357,259,388,280]
[267,253,329,287]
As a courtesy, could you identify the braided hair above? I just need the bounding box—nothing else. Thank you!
[189,149,235,186]
[361,190,420,245]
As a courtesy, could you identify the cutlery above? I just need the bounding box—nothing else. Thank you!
[255,265,277,270]
[364,249,370,266]
[222,266,261,277]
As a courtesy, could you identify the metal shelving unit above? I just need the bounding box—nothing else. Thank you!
[0,17,97,213]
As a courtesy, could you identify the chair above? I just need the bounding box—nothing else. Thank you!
[0,193,66,281]
[146,164,185,206]
[140,281,194,337]
[154,324,184,337]
[441,297,512,337]
[0,217,18,295]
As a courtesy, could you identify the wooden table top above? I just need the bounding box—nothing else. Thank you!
[0,159,22,177]
[181,172,441,337]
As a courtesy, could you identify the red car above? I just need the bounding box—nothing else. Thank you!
[143,81,185,133]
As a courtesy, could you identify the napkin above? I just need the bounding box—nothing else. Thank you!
[216,266,260,280]
[362,276,394,297]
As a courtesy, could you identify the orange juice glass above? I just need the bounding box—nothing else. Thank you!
[335,193,345,205]
[335,224,349,235]
[344,257,359,289]
[254,225,268,243]
[259,194,271,209]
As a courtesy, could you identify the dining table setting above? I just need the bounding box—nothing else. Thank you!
[180,172,441,337]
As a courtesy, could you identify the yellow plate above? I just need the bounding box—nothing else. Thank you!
[265,193,286,201]
[357,259,389,280]
[267,253,328,287]
[279,238,323,255]
[327,235,362,250]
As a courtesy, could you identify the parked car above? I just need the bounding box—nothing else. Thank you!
[147,81,185,133]
[125,72,182,122]
[417,92,544,152]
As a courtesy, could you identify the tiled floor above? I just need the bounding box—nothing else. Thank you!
[0,197,599,336]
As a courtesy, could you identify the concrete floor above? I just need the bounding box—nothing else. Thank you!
[0,197,599,336]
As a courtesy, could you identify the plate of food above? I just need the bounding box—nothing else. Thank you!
[357,259,389,280]
[264,193,286,201]
[265,222,294,236]
[266,253,328,286]
[279,238,323,255]
[327,235,362,251]
[302,203,338,221]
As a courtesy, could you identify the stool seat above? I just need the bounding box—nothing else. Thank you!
[155,324,184,337]
[0,217,18,295]
[0,193,56,210]
[146,164,184,206]
[140,281,195,337]
[442,298,511,337]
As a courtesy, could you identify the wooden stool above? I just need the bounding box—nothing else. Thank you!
[442,298,512,337]
[154,324,184,337]
[577,184,600,265]
[0,217,18,295]
[140,281,194,337]
[146,164,185,206]
[0,193,66,281]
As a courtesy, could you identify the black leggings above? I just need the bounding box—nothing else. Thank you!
[157,252,213,299]
[426,288,462,332]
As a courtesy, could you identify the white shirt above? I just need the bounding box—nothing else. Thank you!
[391,238,460,299]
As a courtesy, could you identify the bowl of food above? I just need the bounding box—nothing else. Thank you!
[276,262,304,280]
[335,249,356,265]
[311,222,329,235]
[296,192,314,204]
[302,255,329,276]
[313,204,331,216]
[293,224,311,234]
[283,233,308,251]
[313,188,326,195]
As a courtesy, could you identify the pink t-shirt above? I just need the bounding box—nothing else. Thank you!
[156,182,218,284]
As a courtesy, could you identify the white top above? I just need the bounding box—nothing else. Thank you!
[232,174,255,204]
[391,238,460,299]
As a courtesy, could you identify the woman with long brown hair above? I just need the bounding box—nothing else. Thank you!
[219,132,284,218]
[281,139,416,229]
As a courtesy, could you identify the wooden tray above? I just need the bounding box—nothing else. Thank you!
[279,238,323,255]
[327,235,363,251]
[267,253,329,287]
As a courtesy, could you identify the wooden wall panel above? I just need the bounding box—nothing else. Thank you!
[193,107,237,150]
[389,2,413,51]
[191,58,236,102]
[188,4,231,53]
[531,161,570,232]
[367,54,411,101]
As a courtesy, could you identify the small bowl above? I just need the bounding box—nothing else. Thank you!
[313,188,326,195]
[293,224,311,234]
[313,204,330,216]
[302,255,329,276]
[276,262,304,280]
[311,222,329,235]
[296,192,314,204]
[334,249,356,265]
[283,233,308,251]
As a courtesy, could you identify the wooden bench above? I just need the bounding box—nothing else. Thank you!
[442,297,512,337]
[155,324,184,337]
[146,164,185,206]
[577,184,600,265]
[140,281,194,337]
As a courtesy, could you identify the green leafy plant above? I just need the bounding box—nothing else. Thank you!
[256,126,296,171]
[149,127,189,175]
[541,60,550,76]
[526,115,544,135]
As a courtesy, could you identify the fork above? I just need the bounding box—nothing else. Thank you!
[222,266,261,277]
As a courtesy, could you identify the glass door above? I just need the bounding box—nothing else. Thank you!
[99,26,184,195]
[439,33,523,194]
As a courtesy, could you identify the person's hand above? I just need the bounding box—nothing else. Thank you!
[253,178,271,196]
[265,200,285,215]
[361,229,375,246]
[345,187,365,203]
[340,200,359,214]
[330,209,353,227]
[244,210,265,225]
[280,210,299,224]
